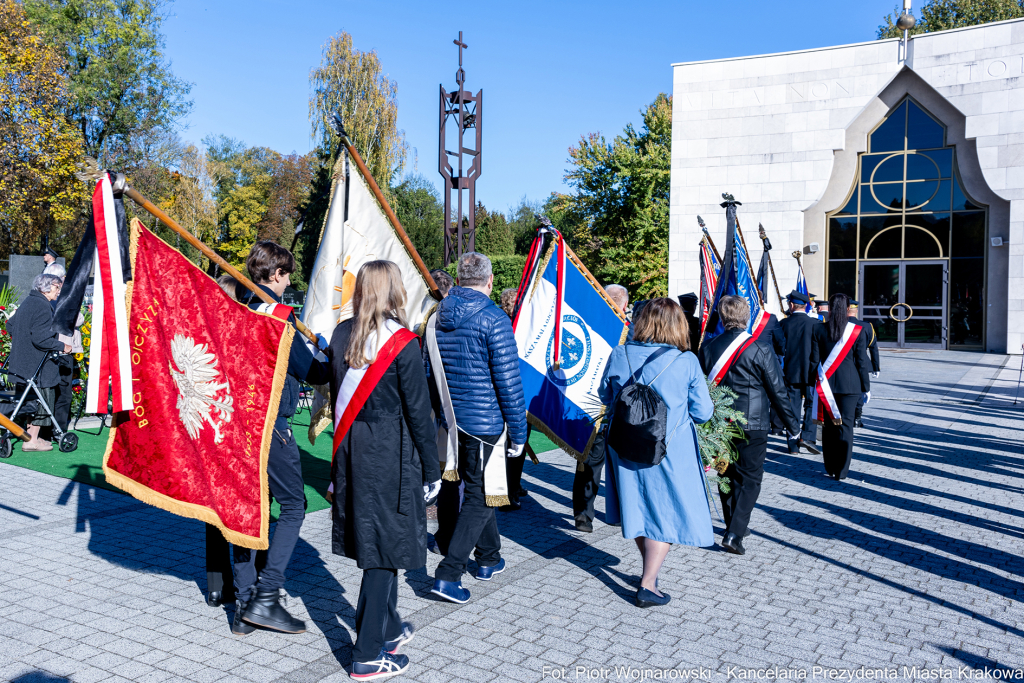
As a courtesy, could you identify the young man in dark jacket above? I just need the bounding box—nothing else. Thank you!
[424,252,527,603]
[233,241,330,635]
[779,290,822,455]
[699,296,799,556]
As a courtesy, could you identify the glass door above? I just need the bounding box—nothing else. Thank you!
[859,260,947,349]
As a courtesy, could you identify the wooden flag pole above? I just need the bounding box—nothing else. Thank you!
[0,414,31,442]
[77,158,319,345]
[337,134,441,301]
[697,216,722,262]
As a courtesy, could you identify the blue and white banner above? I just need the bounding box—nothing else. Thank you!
[514,244,628,460]
[796,261,814,314]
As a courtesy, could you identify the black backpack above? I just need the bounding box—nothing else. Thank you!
[607,347,683,467]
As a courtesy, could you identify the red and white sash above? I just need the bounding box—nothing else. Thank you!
[707,310,770,386]
[86,175,132,414]
[811,322,861,425]
[255,302,294,321]
[332,319,417,456]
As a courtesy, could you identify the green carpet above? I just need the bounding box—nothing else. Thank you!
[2,411,562,517]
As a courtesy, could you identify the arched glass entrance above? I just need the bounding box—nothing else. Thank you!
[826,97,987,349]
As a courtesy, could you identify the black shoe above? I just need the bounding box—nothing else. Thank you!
[499,495,521,512]
[798,440,821,455]
[635,587,671,608]
[721,532,746,555]
[742,529,751,539]
[575,517,593,533]
[207,590,235,608]
[854,419,864,428]
[516,486,528,498]
[241,588,306,634]
[231,600,255,636]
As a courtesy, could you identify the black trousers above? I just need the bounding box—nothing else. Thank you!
[205,524,236,601]
[435,432,502,583]
[572,431,606,523]
[352,568,402,664]
[823,394,859,480]
[234,420,305,602]
[433,479,461,556]
[718,430,768,538]
[786,384,817,451]
[53,355,73,432]
[505,452,525,499]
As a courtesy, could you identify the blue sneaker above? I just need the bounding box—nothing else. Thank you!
[430,579,471,604]
[350,648,409,680]
[384,622,414,654]
[474,558,506,581]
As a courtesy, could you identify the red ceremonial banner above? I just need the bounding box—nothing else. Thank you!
[103,220,294,549]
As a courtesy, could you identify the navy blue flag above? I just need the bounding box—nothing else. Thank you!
[705,202,768,342]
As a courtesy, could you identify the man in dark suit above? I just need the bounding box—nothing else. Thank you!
[779,291,821,455]
[813,295,829,322]
[677,293,702,349]
[848,300,880,428]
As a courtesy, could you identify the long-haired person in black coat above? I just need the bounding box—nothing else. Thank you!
[809,293,871,481]
[328,261,442,679]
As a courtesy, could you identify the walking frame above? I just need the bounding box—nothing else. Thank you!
[0,351,79,458]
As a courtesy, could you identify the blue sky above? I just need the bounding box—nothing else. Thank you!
[163,0,892,212]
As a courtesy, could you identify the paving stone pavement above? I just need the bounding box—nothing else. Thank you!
[1,350,1022,683]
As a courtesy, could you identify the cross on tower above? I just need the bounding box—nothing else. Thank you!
[453,31,468,66]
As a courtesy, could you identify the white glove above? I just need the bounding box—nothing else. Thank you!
[870,372,880,379]
[508,443,525,458]
[423,479,442,504]
[325,481,334,503]
[862,392,871,405]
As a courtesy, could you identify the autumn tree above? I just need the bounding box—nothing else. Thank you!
[255,152,316,247]
[551,93,672,299]
[308,31,406,186]
[0,0,86,259]
[300,31,407,284]
[878,0,1024,37]
[24,0,193,167]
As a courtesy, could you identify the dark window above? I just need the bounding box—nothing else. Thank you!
[829,217,858,259]
[952,212,985,257]
[907,102,945,149]
[870,101,907,152]
[949,257,984,347]
[828,261,856,300]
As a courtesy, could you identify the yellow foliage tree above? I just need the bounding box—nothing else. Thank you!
[0,0,85,259]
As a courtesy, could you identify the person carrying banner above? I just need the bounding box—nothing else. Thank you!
[424,252,527,604]
[780,290,822,456]
[809,293,871,481]
[847,299,880,429]
[698,296,799,555]
[232,241,331,635]
[327,261,440,679]
[601,298,713,607]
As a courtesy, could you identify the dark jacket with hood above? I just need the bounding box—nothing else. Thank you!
[328,319,441,570]
[7,290,64,388]
[698,328,799,433]
[423,286,527,444]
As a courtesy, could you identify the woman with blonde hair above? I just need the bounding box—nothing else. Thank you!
[601,297,714,608]
[327,260,442,679]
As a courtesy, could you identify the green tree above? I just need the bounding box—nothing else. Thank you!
[24,0,193,166]
[474,202,515,257]
[309,31,405,188]
[203,135,273,269]
[392,175,445,271]
[551,93,672,299]
[0,0,86,259]
[878,0,1024,37]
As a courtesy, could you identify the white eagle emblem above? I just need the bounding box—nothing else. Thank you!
[168,334,234,444]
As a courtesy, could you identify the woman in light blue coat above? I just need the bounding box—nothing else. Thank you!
[601,298,715,608]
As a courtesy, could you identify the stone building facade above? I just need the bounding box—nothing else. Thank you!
[669,19,1024,353]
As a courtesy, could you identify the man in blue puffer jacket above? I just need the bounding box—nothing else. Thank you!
[425,252,527,604]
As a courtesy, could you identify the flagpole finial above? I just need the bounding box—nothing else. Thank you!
[720,192,742,208]
[792,250,803,260]
[697,215,705,228]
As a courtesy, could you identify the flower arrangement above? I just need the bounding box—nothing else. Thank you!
[70,309,93,416]
[0,284,21,365]
[696,379,748,494]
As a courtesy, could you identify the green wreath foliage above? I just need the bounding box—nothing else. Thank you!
[697,380,748,494]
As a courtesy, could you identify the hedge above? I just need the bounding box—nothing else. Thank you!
[446,255,527,303]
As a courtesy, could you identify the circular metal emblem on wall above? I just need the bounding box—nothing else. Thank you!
[546,314,592,386]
